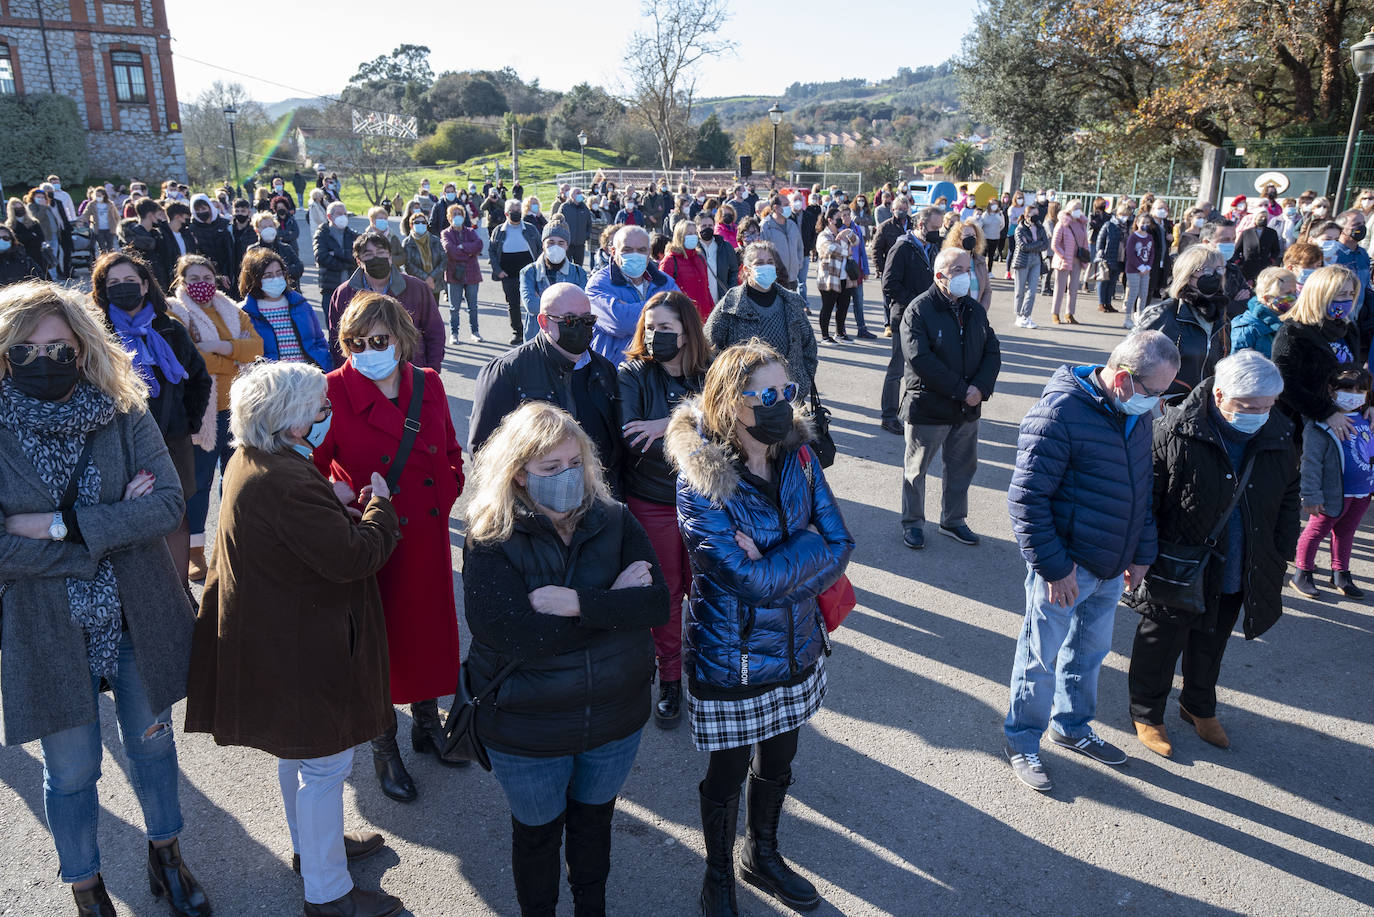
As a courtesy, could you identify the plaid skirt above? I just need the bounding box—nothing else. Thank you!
[688,657,827,752]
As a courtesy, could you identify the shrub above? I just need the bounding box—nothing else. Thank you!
[412,120,503,165]
[0,94,88,189]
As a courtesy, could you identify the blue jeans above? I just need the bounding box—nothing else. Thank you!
[488,729,643,826]
[1004,564,1124,754]
[851,279,870,333]
[279,750,354,905]
[188,409,233,542]
[447,281,480,335]
[1013,262,1041,318]
[39,630,184,883]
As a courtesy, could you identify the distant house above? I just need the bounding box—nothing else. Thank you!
[931,137,955,153]
[919,164,948,180]
[796,131,881,154]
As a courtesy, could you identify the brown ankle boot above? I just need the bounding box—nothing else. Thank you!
[1180,707,1229,748]
[1133,720,1173,758]
[188,547,207,582]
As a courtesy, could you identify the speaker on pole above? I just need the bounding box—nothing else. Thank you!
[738,155,752,177]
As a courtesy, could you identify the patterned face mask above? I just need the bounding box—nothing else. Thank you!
[525,464,585,513]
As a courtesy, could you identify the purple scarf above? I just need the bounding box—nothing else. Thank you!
[109,303,188,398]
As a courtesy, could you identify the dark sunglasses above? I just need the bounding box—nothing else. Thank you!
[9,342,78,365]
[343,334,392,354]
[547,314,597,329]
[742,382,798,407]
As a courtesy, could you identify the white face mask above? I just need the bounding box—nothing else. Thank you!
[1335,390,1367,412]
[332,215,348,229]
[545,243,567,264]
[260,226,277,242]
[945,272,972,298]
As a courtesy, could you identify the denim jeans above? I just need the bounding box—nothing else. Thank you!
[39,630,184,883]
[1004,564,1124,754]
[488,729,643,826]
[797,257,810,308]
[188,409,233,543]
[1096,270,1119,308]
[1013,262,1040,318]
[447,281,481,335]
[279,750,354,905]
[851,279,870,333]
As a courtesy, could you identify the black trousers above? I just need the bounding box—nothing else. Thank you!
[499,251,534,334]
[1127,592,1243,725]
[880,326,904,423]
[569,242,586,269]
[819,288,851,336]
[701,727,800,803]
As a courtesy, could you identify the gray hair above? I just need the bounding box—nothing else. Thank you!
[326,200,347,216]
[740,239,781,271]
[229,361,327,454]
[917,205,941,229]
[614,224,650,251]
[1213,349,1284,399]
[1336,208,1365,229]
[933,247,968,277]
[504,198,522,214]
[1109,329,1181,376]
[1168,245,1226,299]
[1198,219,1233,242]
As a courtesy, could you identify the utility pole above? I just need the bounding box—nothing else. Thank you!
[511,123,520,185]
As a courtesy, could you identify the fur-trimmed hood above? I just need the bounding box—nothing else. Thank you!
[663,394,814,505]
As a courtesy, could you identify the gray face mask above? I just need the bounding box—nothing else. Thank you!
[525,465,585,513]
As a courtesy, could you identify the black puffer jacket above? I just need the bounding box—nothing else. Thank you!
[1134,295,1226,400]
[900,284,1001,425]
[617,358,704,505]
[1140,382,1299,638]
[462,501,668,757]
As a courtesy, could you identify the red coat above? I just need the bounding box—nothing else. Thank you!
[660,250,714,321]
[312,361,464,704]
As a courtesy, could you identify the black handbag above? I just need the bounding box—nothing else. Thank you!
[442,658,519,771]
[844,257,861,282]
[1075,245,1092,264]
[804,388,836,467]
[1123,458,1254,617]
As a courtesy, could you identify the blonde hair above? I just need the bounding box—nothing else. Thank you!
[0,281,147,413]
[337,292,421,366]
[251,211,276,232]
[1168,245,1225,300]
[943,218,986,256]
[1286,265,1358,326]
[464,401,611,545]
[668,218,700,257]
[1253,267,1295,304]
[367,206,388,223]
[695,338,789,452]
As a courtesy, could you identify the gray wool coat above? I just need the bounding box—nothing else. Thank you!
[0,406,192,746]
[703,283,819,400]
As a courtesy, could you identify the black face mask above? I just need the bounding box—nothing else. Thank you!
[508,211,523,222]
[745,401,794,446]
[960,236,977,251]
[234,213,250,224]
[363,257,391,279]
[924,230,942,246]
[552,319,594,356]
[107,283,144,312]
[9,356,80,402]
[699,226,714,241]
[645,328,680,362]
[1321,317,1351,341]
[1195,272,1223,296]
[1351,225,1368,243]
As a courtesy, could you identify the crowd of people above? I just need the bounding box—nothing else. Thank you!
[1,164,1373,916]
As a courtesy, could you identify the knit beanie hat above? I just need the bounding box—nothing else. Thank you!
[542,216,571,244]
[1230,194,1247,208]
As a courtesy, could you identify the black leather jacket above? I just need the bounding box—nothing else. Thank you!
[617,359,704,504]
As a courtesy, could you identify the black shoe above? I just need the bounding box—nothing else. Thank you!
[73,875,116,917]
[835,332,850,341]
[509,333,523,346]
[147,838,212,916]
[293,831,386,874]
[903,527,925,550]
[655,679,682,729]
[1332,570,1365,598]
[698,784,740,917]
[370,725,417,802]
[938,524,980,546]
[1049,728,1128,765]
[820,334,835,343]
[302,887,403,917]
[1290,568,1320,598]
[880,419,903,436]
[565,797,616,917]
[739,771,820,911]
[856,330,877,339]
[411,699,470,767]
[511,812,566,917]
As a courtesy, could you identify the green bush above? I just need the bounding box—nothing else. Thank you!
[413,120,503,166]
[0,94,88,190]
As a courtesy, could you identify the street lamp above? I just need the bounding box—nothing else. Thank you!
[223,105,240,197]
[1335,28,1374,210]
[768,103,784,176]
[578,130,588,172]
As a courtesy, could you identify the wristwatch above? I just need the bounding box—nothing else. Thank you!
[49,510,68,541]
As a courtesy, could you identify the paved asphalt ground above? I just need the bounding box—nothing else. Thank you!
[2,223,1372,916]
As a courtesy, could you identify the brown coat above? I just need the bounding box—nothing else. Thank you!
[184,445,401,759]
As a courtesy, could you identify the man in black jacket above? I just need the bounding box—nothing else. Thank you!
[1236,214,1281,285]
[872,195,914,332]
[227,198,257,297]
[312,200,358,312]
[118,197,163,269]
[469,282,624,492]
[154,201,197,291]
[187,194,234,290]
[898,248,1001,550]
[879,206,942,434]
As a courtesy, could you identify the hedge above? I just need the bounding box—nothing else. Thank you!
[0,94,88,191]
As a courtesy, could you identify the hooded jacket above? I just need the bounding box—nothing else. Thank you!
[586,259,679,365]
[1228,296,1284,359]
[664,401,854,692]
[186,195,234,279]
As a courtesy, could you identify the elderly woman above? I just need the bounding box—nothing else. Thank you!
[402,209,445,300]
[185,361,403,917]
[1272,265,1363,439]
[1228,267,1296,359]
[0,282,209,917]
[1127,351,1298,757]
[441,202,486,345]
[704,241,818,400]
[312,293,465,802]
[942,217,993,311]
[1050,199,1089,324]
[659,219,714,322]
[1135,245,1231,401]
[462,401,667,916]
[665,340,854,916]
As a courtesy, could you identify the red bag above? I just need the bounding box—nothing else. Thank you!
[799,446,856,633]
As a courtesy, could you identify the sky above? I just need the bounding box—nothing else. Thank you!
[166,0,974,108]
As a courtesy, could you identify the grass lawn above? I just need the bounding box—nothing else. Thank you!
[337,147,623,215]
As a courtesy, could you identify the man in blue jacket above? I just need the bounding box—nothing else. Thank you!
[585,225,678,365]
[1003,330,1179,792]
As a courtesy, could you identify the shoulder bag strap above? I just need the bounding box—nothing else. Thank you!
[473,658,522,701]
[385,365,426,493]
[61,433,97,510]
[1203,456,1256,547]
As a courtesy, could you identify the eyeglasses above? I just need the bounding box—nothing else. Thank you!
[8,342,78,365]
[343,334,392,353]
[546,314,597,329]
[1129,373,1169,398]
[742,382,798,407]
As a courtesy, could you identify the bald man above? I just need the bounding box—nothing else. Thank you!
[584,225,679,364]
[468,282,625,486]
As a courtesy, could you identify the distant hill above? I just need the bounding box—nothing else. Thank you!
[262,97,320,120]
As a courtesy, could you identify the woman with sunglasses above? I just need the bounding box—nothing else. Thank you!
[1134,244,1231,402]
[308,292,466,802]
[664,340,853,916]
[0,281,211,916]
[91,251,211,582]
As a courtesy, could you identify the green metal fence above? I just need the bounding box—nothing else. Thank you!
[1224,134,1374,208]
[1022,157,1202,199]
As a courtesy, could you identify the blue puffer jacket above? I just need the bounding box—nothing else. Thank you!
[241,290,333,369]
[1008,365,1157,582]
[1228,296,1283,358]
[664,399,854,691]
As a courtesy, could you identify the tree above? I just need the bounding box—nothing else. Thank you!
[180,81,269,188]
[461,78,507,117]
[350,44,434,89]
[735,118,796,176]
[546,83,626,150]
[622,0,735,172]
[693,113,733,167]
[412,121,503,165]
[941,141,987,181]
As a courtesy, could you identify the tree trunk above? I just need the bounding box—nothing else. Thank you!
[1273,42,1315,123]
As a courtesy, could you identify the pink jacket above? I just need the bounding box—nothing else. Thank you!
[1052,216,1088,271]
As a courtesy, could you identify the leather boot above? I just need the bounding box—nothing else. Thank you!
[1332,570,1365,598]
[565,797,616,917]
[73,875,116,917]
[293,831,386,874]
[147,838,212,916]
[188,546,207,582]
[410,699,470,767]
[511,811,565,917]
[740,771,820,911]
[370,725,417,802]
[1180,706,1230,749]
[698,783,739,917]
[1133,720,1173,758]
[303,887,403,917]
[1290,568,1320,597]
[654,680,681,730]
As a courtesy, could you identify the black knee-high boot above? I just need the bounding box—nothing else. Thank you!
[564,797,616,916]
[511,812,565,917]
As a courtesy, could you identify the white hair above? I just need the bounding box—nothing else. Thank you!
[505,198,522,213]
[933,247,968,277]
[614,224,650,251]
[327,200,347,216]
[229,361,327,453]
[1213,349,1284,399]
[1111,329,1181,376]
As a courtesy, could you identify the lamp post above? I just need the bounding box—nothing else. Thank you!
[223,105,240,197]
[578,130,588,173]
[768,103,784,176]
[1335,28,1374,211]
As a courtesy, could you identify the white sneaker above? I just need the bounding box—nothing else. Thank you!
[1122,316,1134,329]
[1013,317,1027,328]
[1022,317,1039,329]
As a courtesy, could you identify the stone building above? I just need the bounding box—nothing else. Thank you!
[0,0,185,181]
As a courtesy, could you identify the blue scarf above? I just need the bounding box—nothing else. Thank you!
[109,303,187,398]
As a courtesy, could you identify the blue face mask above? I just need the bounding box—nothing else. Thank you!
[293,412,332,457]
[1225,410,1269,435]
[752,264,777,289]
[261,276,288,298]
[1216,242,1236,260]
[619,252,647,277]
[352,344,398,381]
[0,239,10,253]
[1296,267,1315,286]
[1328,298,1356,321]
[1320,238,1343,264]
